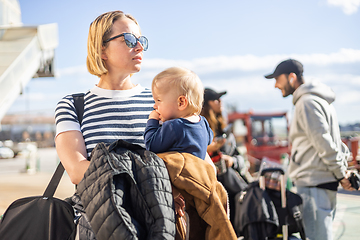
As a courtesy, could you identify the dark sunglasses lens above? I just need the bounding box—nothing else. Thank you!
[139,36,148,51]
[123,33,148,51]
[123,33,137,48]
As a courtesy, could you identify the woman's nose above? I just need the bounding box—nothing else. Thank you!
[135,41,144,51]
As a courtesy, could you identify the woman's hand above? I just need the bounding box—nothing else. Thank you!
[148,110,160,120]
[222,154,234,168]
[174,194,185,217]
[172,186,185,216]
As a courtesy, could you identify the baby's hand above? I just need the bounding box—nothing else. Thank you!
[149,110,160,120]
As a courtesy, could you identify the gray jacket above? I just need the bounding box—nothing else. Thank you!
[288,80,348,187]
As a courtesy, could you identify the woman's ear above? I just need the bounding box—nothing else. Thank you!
[178,96,188,110]
[101,46,108,60]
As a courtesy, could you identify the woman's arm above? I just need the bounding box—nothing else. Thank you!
[55,130,90,185]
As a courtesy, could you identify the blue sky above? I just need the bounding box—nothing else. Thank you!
[9,0,360,125]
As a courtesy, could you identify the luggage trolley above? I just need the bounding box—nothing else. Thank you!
[234,167,306,240]
[259,168,288,240]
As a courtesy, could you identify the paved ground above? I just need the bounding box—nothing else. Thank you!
[1,148,360,239]
[0,148,75,214]
[333,189,360,240]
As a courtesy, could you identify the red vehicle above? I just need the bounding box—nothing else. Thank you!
[227,111,290,171]
[228,111,360,173]
[342,136,359,167]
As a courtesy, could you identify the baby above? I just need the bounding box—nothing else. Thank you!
[143,67,237,239]
[144,66,213,160]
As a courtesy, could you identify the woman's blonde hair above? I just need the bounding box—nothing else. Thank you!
[152,67,204,114]
[86,11,139,77]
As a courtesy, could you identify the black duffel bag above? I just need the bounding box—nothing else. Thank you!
[0,163,76,240]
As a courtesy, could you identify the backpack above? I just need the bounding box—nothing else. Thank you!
[234,181,306,240]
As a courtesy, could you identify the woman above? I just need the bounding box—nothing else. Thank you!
[201,88,248,227]
[55,11,151,184]
[55,11,181,239]
[201,88,246,171]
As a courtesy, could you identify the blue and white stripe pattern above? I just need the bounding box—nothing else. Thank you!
[55,85,154,157]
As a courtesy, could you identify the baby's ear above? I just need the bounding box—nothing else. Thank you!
[178,96,188,110]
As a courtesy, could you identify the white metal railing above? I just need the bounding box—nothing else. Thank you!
[0,35,41,120]
[0,24,58,122]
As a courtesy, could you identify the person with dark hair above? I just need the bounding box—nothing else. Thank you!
[201,88,248,227]
[265,59,355,240]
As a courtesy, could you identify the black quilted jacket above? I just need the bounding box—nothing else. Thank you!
[76,140,176,240]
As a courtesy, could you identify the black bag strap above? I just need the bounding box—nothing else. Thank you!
[72,93,85,125]
[43,162,65,197]
[42,93,85,198]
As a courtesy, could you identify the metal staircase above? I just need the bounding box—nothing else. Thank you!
[0,0,58,123]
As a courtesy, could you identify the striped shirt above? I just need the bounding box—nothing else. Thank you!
[55,85,154,157]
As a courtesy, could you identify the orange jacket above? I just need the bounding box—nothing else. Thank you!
[158,152,237,240]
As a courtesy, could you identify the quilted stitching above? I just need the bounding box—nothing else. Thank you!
[77,140,176,240]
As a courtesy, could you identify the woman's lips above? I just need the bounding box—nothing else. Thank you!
[133,55,142,62]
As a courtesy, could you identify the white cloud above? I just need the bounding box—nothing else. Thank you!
[19,49,360,124]
[56,48,360,81]
[142,48,360,74]
[327,0,360,15]
[337,90,360,104]
[298,48,360,65]
[317,73,360,86]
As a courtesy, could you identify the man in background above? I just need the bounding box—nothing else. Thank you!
[264,59,354,240]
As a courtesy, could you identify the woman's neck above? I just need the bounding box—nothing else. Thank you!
[98,73,135,90]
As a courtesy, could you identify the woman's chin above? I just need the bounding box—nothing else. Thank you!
[133,64,142,72]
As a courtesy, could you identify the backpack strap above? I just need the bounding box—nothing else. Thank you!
[42,93,85,197]
[72,93,85,125]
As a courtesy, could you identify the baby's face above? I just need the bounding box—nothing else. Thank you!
[152,87,182,122]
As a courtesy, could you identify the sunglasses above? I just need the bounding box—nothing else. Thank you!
[103,32,148,51]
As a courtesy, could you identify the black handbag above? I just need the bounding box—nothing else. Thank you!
[217,167,248,195]
[0,163,76,240]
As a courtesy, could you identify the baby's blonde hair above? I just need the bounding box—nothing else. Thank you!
[86,11,139,77]
[152,67,204,114]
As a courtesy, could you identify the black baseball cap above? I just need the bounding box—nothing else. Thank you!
[264,59,303,79]
[204,88,227,102]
